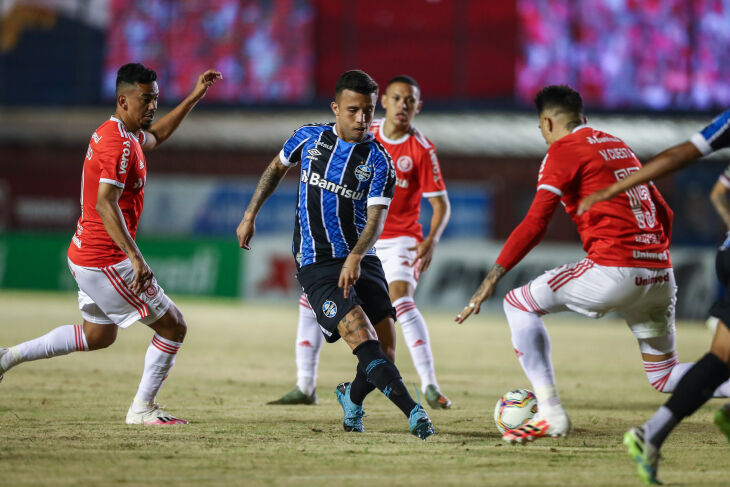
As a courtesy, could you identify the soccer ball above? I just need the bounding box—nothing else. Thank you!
[494,388,538,434]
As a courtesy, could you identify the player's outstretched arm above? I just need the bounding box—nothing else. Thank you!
[236,155,290,250]
[710,179,730,231]
[339,204,388,298]
[454,189,560,324]
[143,70,222,150]
[96,183,153,294]
[455,264,506,324]
[577,141,702,215]
[410,194,451,273]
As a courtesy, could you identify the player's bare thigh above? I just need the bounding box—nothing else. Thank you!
[337,306,379,351]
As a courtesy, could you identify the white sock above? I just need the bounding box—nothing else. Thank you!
[643,356,730,396]
[503,292,561,411]
[393,296,438,392]
[132,333,181,412]
[1,324,88,372]
[295,294,322,396]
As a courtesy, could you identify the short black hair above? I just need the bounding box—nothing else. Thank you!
[534,85,583,116]
[335,70,378,98]
[116,63,157,94]
[386,75,419,91]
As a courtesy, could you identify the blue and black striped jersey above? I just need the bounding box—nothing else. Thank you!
[690,108,730,155]
[279,123,396,268]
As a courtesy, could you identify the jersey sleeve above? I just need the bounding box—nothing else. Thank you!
[536,142,582,196]
[279,126,312,167]
[495,189,561,271]
[97,135,128,189]
[367,143,396,207]
[419,143,447,198]
[689,108,730,155]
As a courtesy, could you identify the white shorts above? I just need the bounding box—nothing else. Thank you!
[374,236,420,288]
[507,258,676,339]
[68,258,172,328]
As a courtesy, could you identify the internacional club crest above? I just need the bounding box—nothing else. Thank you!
[322,300,338,318]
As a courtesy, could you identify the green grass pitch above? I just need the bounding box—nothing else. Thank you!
[0,290,727,486]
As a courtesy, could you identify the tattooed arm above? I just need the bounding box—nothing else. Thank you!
[338,204,388,298]
[236,155,290,250]
[454,263,507,323]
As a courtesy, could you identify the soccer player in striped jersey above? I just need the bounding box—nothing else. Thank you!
[0,63,221,425]
[269,75,453,410]
[236,70,434,439]
[579,109,730,485]
[455,86,730,446]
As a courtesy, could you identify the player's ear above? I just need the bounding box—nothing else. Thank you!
[380,93,387,109]
[117,93,128,111]
[330,100,339,117]
[415,99,423,114]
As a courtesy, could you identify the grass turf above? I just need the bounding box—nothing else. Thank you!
[0,290,727,486]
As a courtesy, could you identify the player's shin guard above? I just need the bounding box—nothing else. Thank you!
[353,339,416,417]
[393,296,438,391]
[131,334,182,412]
[503,297,560,410]
[295,295,323,396]
[0,325,88,372]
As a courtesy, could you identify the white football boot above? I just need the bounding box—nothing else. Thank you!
[502,406,572,444]
[126,402,188,425]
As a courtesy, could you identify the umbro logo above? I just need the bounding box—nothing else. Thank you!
[307,148,322,159]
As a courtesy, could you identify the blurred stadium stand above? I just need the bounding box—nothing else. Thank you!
[1,0,729,316]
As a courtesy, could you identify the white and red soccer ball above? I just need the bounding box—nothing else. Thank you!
[494,388,538,434]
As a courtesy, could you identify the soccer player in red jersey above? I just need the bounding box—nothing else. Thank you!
[0,63,221,425]
[579,109,730,484]
[270,75,453,409]
[455,85,730,444]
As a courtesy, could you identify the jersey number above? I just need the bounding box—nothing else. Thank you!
[614,167,656,229]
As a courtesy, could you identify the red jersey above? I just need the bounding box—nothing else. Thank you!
[496,126,672,270]
[68,117,147,267]
[371,119,447,241]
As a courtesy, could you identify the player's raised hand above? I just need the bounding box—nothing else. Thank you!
[129,255,154,295]
[577,188,610,215]
[339,254,362,298]
[409,237,436,273]
[236,216,255,250]
[192,70,223,100]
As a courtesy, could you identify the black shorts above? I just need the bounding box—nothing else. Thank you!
[296,256,396,343]
[709,246,730,331]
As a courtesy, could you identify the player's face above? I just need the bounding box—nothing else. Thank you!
[121,82,159,131]
[381,82,422,129]
[331,89,377,143]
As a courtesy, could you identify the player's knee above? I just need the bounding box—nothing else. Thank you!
[85,328,117,350]
[380,342,396,362]
[150,305,187,343]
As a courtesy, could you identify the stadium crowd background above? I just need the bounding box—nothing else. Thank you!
[1,0,730,319]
